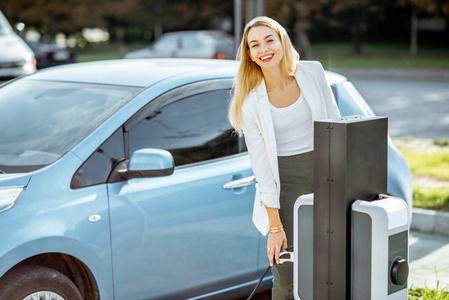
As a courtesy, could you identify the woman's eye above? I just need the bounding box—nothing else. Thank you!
[251,44,259,48]
[267,39,274,43]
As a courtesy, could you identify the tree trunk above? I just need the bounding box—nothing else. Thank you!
[115,26,127,56]
[410,6,418,56]
[351,7,363,55]
[296,29,313,60]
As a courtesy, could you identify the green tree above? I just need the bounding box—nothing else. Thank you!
[266,0,385,56]
[0,0,108,39]
[266,0,327,59]
[397,0,449,55]
[329,0,382,55]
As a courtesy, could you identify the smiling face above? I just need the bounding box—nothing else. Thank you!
[247,26,283,71]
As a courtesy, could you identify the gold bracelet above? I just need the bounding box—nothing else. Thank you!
[269,225,283,234]
[270,225,283,230]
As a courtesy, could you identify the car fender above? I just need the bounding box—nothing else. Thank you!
[0,235,114,299]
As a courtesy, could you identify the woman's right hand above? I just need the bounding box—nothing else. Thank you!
[267,229,287,266]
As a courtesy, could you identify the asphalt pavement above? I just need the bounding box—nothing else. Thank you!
[409,231,449,290]
[332,68,449,139]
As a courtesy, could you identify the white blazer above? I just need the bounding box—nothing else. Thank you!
[240,60,341,235]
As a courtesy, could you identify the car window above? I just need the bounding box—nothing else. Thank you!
[0,12,13,36]
[128,89,239,166]
[71,127,125,189]
[153,35,178,52]
[181,36,202,49]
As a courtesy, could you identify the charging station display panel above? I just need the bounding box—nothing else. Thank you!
[388,231,408,295]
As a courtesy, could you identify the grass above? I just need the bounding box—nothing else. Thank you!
[399,148,449,180]
[75,41,449,69]
[395,138,449,211]
[409,270,449,299]
[76,41,147,63]
[310,42,449,69]
[409,286,449,299]
[413,186,449,211]
[318,56,449,69]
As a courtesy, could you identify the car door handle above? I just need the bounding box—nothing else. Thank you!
[223,175,256,189]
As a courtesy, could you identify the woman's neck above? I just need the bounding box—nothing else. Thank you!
[262,67,291,93]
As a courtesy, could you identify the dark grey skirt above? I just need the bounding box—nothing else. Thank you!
[278,150,314,248]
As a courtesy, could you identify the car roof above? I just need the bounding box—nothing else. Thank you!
[24,58,347,88]
[25,58,240,87]
[325,70,347,84]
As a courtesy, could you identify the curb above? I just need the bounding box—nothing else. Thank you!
[411,208,449,237]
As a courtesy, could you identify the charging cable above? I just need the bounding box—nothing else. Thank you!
[246,248,294,300]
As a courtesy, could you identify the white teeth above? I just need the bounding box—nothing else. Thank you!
[261,55,273,61]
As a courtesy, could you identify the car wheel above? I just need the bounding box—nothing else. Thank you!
[0,265,83,300]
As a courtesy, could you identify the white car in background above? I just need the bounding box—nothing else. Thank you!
[0,11,36,78]
[124,30,235,60]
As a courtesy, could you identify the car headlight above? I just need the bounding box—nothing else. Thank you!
[0,187,24,214]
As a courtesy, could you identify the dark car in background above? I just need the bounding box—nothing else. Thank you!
[124,30,235,60]
[25,40,77,69]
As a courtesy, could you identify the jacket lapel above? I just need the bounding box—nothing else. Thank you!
[255,79,276,151]
[255,79,279,182]
[294,63,317,120]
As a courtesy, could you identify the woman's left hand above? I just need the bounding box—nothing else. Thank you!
[267,230,287,266]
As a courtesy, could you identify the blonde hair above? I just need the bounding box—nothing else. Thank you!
[228,16,299,135]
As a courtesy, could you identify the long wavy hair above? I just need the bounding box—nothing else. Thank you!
[228,16,299,135]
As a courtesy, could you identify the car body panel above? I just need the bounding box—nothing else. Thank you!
[109,154,258,299]
[0,152,114,299]
[0,172,32,186]
[28,59,239,87]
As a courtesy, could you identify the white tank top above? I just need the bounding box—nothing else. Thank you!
[269,93,313,156]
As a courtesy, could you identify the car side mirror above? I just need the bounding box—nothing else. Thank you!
[119,148,174,179]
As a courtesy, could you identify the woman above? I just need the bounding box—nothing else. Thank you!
[228,16,340,299]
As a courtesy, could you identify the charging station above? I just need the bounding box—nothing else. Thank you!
[292,116,410,300]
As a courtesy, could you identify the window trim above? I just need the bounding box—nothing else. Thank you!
[124,78,240,165]
[175,151,248,170]
[124,79,233,133]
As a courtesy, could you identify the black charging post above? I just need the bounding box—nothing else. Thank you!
[313,116,388,300]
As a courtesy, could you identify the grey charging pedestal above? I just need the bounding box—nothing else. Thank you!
[293,116,409,300]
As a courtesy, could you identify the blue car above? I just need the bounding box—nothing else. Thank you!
[0,59,412,300]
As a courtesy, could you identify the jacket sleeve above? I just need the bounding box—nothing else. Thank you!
[317,62,341,118]
[240,104,280,209]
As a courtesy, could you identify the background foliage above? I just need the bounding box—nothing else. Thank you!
[1,0,448,52]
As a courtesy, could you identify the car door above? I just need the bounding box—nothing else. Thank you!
[108,80,260,300]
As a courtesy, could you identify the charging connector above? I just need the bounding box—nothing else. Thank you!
[246,249,294,300]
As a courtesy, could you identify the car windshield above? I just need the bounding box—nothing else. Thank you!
[0,79,141,173]
[0,13,13,36]
[0,24,8,35]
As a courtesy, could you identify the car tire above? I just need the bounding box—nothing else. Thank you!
[0,265,83,300]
